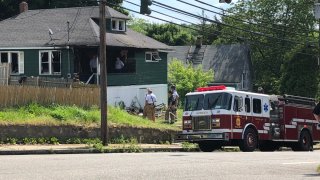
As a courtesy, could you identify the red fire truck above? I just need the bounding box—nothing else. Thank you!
[176,85,320,152]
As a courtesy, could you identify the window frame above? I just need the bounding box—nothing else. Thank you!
[145,51,162,62]
[233,95,243,112]
[245,97,251,113]
[39,50,61,75]
[253,98,262,114]
[0,51,24,75]
[111,18,126,32]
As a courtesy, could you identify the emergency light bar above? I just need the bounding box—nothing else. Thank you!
[196,85,227,92]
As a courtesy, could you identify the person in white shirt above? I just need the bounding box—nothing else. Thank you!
[143,88,157,122]
[115,57,124,73]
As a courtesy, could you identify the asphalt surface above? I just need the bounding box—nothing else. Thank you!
[0,151,319,180]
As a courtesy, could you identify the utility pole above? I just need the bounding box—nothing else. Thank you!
[99,0,108,145]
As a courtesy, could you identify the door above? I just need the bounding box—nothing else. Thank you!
[232,94,245,139]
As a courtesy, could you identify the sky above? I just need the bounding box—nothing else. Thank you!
[122,0,237,24]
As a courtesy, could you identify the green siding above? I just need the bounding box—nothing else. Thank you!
[24,49,39,76]
[0,48,73,78]
[1,47,167,86]
[107,49,167,86]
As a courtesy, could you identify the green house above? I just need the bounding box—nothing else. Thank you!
[0,2,170,107]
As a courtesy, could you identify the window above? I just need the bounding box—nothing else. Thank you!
[11,53,18,73]
[245,97,250,113]
[111,19,126,31]
[253,98,262,114]
[203,93,232,110]
[0,52,8,63]
[39,51,61,75]
[145,52,161,62]
[0,51,24,74]
[233,95,243,112]
[184,94,204,111]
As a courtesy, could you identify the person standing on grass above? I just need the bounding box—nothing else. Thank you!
[165,90,175,123]
[170,85,179,121]
[143,88,157,122]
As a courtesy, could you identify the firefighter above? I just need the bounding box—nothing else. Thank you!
[165,90,175,123]
[170,85,179,121]
[143,88,157,122]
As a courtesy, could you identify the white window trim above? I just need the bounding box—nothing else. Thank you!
[39,50,61,75]
[0,51,24,75]
[145,51,162,62]
[111,18,126,32]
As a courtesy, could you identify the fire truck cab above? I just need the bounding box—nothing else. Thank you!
[176,85,320,152]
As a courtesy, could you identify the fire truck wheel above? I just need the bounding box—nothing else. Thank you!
[292,130,312,151]
[198,141,221,152]
[240,128,258,152]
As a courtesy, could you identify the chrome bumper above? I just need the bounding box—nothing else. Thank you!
[176,132,229,142]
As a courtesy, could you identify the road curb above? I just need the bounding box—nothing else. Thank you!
[0,146,318,155]
[0,147,198,155]
[0,149,100,155]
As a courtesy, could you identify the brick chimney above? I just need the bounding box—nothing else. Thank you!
[19,1,28,13]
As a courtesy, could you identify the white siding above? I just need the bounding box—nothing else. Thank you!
[107,84,168,108]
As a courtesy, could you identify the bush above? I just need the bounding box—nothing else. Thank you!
[168,59,213,104]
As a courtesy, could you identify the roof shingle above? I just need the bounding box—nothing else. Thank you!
[0,6,169,50]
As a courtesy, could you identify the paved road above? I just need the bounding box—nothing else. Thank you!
[0,151,319,180]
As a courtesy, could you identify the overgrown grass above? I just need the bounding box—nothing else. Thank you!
[0,103,180,130]
[0,103,100,126]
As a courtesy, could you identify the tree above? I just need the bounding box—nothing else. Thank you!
[145,23,195,46]
[168,59,213,103]
[213,0,317,94]
[127,17,149,35]
[279,46,319,97]
[0,0,20,21]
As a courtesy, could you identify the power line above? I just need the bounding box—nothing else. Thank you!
[177,0,310,40]
[124,0,193,25]
[195,0,318,34]
[116,1,317,57]
[152,0,311,46]
[108,2,200,31]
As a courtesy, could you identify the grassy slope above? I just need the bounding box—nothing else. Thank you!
[0,103,181,131]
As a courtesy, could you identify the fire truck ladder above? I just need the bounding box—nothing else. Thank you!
[280,94,315,106]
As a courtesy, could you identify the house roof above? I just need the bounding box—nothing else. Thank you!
[0,6,169,50]
[168,44,251,83]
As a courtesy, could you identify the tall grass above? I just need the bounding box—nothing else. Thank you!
[0,103,180,130]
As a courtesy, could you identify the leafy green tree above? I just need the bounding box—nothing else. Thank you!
[279,46,319,97]
[127,17,149,34]
[168,59,213,103]
[145,23,195,46]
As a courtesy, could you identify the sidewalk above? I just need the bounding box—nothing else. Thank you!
[0,143,319,155]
